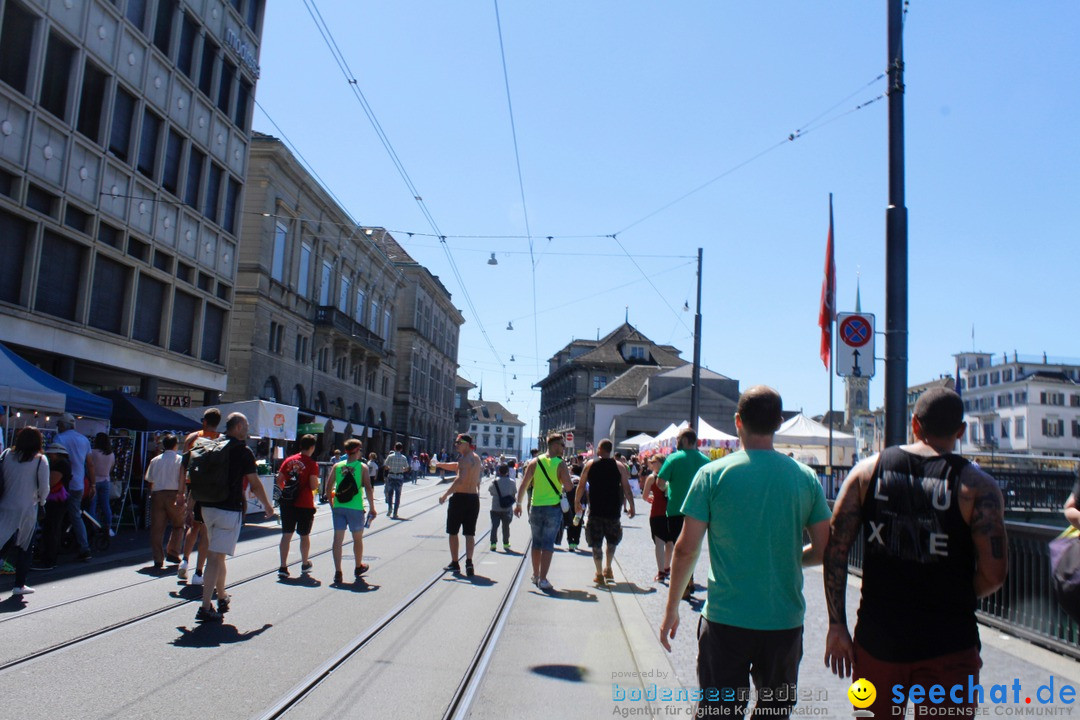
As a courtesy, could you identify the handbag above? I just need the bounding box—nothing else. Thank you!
[536,459,570,513]
[1050,526,1080,623]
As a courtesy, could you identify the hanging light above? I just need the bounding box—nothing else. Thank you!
[488,252,498,266]
[506,321,514,331]
[683,300,690,312]
[513,374,517,380]
[510,355,515,362]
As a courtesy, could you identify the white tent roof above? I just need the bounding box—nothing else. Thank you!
[617,432,654,449]
[775,413,855,446]
[0,351,66,413]
[177,399,299,440]
[697,417,738,443]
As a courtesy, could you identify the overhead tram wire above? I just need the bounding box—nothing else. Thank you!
[303,0,504,367]
[493,0,542,383]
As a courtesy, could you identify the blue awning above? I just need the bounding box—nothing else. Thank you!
[97,391,201,432]
[0,343,113,419]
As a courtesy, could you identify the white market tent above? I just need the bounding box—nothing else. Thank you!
[616,432,655,450]
[176,399,299,440]
[696,417,739,447]
[639,422,680,454]
[774,413,855,466]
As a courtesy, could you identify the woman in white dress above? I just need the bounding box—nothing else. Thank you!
[0,427,50,595]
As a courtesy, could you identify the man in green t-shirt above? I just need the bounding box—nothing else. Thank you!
[329,438,376,585]
[660,386,830,719]
[657,427,710,599]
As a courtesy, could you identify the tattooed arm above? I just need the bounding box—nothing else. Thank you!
[960,465,1008,598]
[823,456,873,678]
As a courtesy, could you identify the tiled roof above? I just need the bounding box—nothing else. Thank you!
[592,365,672,400]
[469,400,525,426]
[656,365,732,381]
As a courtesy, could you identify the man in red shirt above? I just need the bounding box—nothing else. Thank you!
[277,434,321,578]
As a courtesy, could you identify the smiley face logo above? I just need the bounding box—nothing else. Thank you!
[848,678,876,708]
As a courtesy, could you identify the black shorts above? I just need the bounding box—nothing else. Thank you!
[446,494,480,536]
[667,514,685,541]
[193,501,203,524]
[280,505,316,536]
[585,516,623,548]
[650,516,675,543]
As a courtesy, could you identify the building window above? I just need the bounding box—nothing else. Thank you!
[133,273,166,345]
[235,78,251,130]
[339,275,350,314]
[184,148,205,207]
[495,426,502,434]
[482,435,490,446]
[495,436,502,448]
[1016,391,1027,405]
[137,109,162,178]
[77,61,109,143]
[0,2,36,95]
[170,290,198,355]
[201,303,225,363]
[593,375,607,391]
[152,0,175,55]
[217,59,235,115]
[199,39,218,97]
[999,419,1010,439]
[354,288,365,324]
[268,321,283,354]
[177,13,198,78]
[383,310,392,341]
[161,130,183,193]
[1003,369,1013,382]
[1015,418,1025,439]
[297,243,311,297]
[40,31,75,120]
[316,347,329,373]
[204,163,223,223]
[89,254,128,334]
[1073,420,1080,439]
[1043,418,1065,438]
[271,221,287,282]
[1041,392,1065,406]
[125,0,148,30]
[990,371,1000,385]
[294,334,308,362]
[370,297,379,332]
[109,86,137,162]
[319,261,332,306]
[223,178,240,235]
[35,233,85,321]
[261,377,279,403]
[628,345,645,360]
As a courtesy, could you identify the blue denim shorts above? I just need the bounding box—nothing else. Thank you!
[529,504,563,552]
[332,506,366,533]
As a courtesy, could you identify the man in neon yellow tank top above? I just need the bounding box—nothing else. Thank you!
[515,433,573,591]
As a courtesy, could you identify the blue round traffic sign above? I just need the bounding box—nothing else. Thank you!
[839,315,871,347]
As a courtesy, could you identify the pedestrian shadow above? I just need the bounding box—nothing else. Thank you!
[171,622,272,648]
[137,565,177,577]
[169,585,204,600]
[606,581,655,596]
[0,595,28,613]
[534,587,598,602]
[330,578,380,593]
[278,575,321,588]
[529,664,589,682]
[444,573,496,587]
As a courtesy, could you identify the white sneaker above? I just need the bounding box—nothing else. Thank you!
[109,529,117,537]
[13,585,34,595]
[191,573,204,586]
[537,578,553,592]
[177,560,188,580]
[530,574,538,585]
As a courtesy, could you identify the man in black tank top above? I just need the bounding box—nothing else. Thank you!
[575,439,635,585]
[823,388,1007,719]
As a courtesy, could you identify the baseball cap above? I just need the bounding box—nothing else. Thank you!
[58,413,76,426]
[45,443,69,455]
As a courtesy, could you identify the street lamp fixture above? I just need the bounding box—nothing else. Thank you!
[506,321,513,331]
[488,253,498,266]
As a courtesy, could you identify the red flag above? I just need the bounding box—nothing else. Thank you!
[818,195,836,369]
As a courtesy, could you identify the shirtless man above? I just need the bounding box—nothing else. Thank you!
[435,434,482,577]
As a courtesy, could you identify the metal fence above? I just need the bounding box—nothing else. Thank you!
[844,520,1080,660]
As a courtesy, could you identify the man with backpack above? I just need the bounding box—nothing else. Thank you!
[329,439,376,584]
[515,434,574,591]
[188,412,273,623]
[276,434,320,579]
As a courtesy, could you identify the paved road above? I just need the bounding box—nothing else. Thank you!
[2,477,1078,719]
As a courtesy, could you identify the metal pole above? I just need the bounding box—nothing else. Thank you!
[689,248,703,434]
[884,0,908,447]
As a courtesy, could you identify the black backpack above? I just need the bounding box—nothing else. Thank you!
[280,467,301,504]
[336,465,359,503]
[185,437,232,503]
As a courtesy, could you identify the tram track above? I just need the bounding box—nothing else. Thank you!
[0,484,450,673]
[255,533,532,720]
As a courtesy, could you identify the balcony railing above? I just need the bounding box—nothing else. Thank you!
[314,306,384,355]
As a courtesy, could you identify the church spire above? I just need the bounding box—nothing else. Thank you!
[855,271,862,313]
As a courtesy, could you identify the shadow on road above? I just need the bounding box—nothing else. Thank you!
[171,622,272,648]
[534,587,598,602]
[605,581,655,596]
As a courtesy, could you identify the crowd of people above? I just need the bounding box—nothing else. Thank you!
[0,385,1035,720]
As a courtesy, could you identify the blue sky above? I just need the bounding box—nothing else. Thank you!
[253,2,1080,442]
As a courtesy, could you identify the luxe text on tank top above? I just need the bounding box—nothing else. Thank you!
[854,447,978,661]
[587,458,624,519]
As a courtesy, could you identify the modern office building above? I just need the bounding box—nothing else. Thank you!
[367,228,463,455]
[0,0,264,407]
[228,132,403,454]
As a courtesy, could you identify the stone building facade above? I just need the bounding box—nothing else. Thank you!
[228,132,402,454]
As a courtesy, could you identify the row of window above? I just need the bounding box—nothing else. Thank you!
[410,349,454,410]
[261,379,387,421]
[414,291,458,360]
[270,221,395,340]
[0,209,225,362]
[973,418,1080,442]
[469,424,517,436]
[963,367,1080,390]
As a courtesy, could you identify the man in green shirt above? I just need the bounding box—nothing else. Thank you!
[660,386,830,719]
[657,427,710,599]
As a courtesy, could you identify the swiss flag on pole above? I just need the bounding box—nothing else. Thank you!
[818,194,836,369]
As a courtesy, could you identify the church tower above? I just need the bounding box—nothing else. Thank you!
[843,278,870,431]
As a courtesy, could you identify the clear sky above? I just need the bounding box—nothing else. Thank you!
[253,1,1080,443]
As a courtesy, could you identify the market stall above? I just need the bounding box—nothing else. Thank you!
[774,413,856,466]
